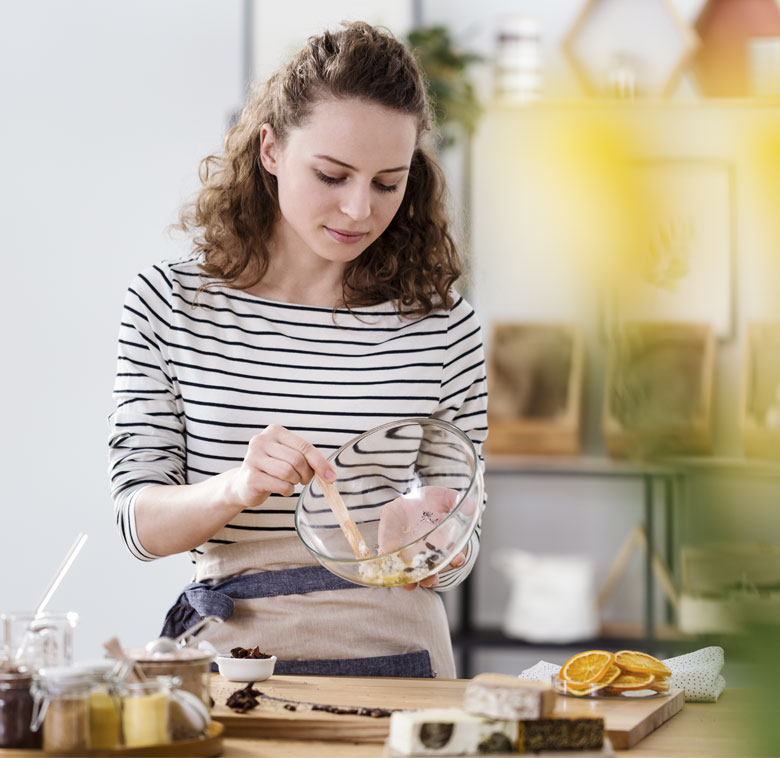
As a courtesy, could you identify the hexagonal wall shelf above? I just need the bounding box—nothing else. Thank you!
[563,0,700,97]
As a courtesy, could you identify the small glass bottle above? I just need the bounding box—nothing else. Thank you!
[0,665,41,748]
[121,676,176,748]
[74,659,122,750]
[31,666,92,752]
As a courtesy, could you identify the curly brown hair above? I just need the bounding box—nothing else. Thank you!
[179,20,462,316]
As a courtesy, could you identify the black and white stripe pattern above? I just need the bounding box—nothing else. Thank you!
[108,255,488,590]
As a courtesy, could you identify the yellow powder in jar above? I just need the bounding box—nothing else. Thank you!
[122,691,170,747]
[88,690,120,749]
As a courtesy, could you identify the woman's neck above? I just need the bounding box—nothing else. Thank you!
[242,242,346,308]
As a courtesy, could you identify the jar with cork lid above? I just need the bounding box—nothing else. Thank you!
[30,665,93,752]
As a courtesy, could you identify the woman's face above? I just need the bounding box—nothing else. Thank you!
[260,98,417,266]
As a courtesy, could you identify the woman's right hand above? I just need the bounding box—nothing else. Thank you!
[229,424,337,508]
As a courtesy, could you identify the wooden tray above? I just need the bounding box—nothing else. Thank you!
[603,322,715,458]
[487,323,585,456]
[740,322,780,460]
[0,721,223,757]
[210,674,683,748]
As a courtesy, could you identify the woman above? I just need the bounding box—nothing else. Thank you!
[108,21,487,678]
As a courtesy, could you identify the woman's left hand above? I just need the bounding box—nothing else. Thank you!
[375,485,473,592]
[401,549,467,591]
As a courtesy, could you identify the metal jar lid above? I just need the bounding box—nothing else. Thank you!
[0,665,34,690]
[35,666,95,693]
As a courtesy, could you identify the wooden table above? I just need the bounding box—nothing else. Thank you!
[213,678,753,758]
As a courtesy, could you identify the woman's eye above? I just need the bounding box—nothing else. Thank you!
[315,170,398,193]
[316,170,343,185]
[374,181,398,193]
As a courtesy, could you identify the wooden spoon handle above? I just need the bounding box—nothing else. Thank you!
[103,636,147,683]
[316,477,371,559]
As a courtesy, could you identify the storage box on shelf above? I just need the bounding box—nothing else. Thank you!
[486,323,585,456]
[740,323,780,461]
[603,322,715,458]
[679,542,780,635]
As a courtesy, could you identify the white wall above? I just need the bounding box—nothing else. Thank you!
[1,0,241,659]
[251,0,412,83]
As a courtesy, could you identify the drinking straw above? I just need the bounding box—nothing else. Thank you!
[34,532,88,616]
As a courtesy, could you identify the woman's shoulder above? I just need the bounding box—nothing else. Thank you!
[439,287,480,324]
[128,254,205,298]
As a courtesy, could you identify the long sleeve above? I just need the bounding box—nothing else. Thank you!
[431,294,488,591]
[108,266,186,561]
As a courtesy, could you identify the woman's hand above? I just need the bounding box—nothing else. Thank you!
[376,486,475,592]
[229,424,336,508]
[401,550,467,591]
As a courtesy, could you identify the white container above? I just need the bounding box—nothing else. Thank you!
[215,654,276,682]
[494,550,599,643]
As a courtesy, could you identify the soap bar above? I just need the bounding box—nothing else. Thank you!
[519,716,604,751]
[388,708,518,755]
[463,674,555,720]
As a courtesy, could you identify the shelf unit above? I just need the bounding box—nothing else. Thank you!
[453,454,681,678]
[452,454,778,678]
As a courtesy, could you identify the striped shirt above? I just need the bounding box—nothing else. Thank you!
[108,255,488,590]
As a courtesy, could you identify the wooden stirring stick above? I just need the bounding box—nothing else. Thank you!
[103,637,147,683]
[316,476,372,559]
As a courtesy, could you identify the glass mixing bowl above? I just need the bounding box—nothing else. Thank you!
[295,417,484,588]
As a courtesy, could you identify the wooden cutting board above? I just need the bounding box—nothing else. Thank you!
[209,674,683,748]
[554,688,684,749]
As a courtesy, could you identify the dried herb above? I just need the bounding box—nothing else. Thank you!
[226,681,395,719]
[230,646,272,659]
[226,683,261,713]
[312,704,392,718]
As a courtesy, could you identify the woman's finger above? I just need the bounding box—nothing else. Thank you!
[263,441,315,484]
[274,425,336,482]
[248,425,335,484]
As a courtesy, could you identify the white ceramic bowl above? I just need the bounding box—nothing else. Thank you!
[215,654,277,682]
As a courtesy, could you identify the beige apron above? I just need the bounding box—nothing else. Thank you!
[173,537,455,678]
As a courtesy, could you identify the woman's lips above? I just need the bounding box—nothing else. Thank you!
[325,226,367,244]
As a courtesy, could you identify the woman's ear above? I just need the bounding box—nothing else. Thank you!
[259,123,278,175]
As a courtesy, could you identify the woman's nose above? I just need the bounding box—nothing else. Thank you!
[339,183,371,221]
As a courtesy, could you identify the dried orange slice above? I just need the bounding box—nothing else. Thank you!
[649,680,671,692]
[614,650,671,678]
[609,671,656,691]
[597,663,622,686]
[560,650,615,686]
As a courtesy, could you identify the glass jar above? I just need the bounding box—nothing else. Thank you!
[127,647,214,708]
[121,676,176,748]
[31,666,92,751]
[1,611,79,670]
[74,659,122,750]
[0,665,41,748]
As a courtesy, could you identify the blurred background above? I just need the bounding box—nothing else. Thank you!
[2,2,779,740]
